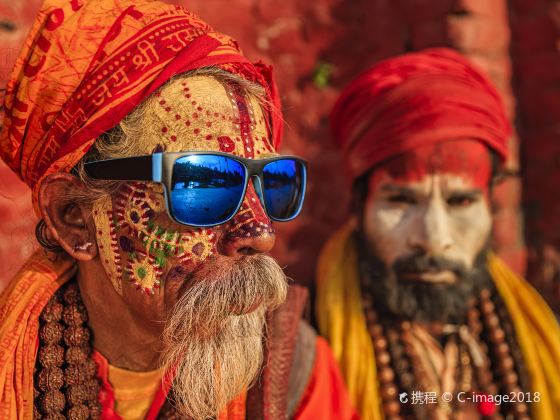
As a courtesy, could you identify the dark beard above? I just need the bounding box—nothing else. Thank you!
[357,232,492,324]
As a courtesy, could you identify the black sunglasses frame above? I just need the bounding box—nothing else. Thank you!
[84,151,308,227]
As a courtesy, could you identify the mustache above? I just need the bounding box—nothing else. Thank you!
[161,253,288,419]
[393,253,468,277]
[166,253,288,338]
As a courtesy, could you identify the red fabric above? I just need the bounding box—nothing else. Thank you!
[330,48,510,181]
[92,338,358,419]
[294,337,359,420]
[0,0,283,206]
[93,350,175,420]
[92,351,121,420]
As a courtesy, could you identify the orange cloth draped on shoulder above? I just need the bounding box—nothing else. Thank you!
[316,222,560,420]
[0,250,249,419]
[0,247,359,419]
[90,327,357,420]
[0,0,283,211]
[294,337,360,420]
[0,251,75,419]
[91,336,360,420]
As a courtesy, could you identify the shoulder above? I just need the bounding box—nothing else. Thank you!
[292,333,359,420]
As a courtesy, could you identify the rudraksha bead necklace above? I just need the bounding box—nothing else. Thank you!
[360,272,531,419]
[34,281,102,419]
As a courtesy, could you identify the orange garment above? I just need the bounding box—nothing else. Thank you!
[93,336,358,420]
[94,351,246,420]
[294,337,360,420]
[0,250,358,419]
[0,250,74,419]
[0,0,283,210]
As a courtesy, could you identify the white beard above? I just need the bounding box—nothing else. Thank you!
[161,255,287,419]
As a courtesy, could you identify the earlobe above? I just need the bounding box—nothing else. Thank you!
[38,173,98,261]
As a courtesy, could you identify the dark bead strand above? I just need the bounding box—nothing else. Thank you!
[467,306,499,396]
[60,282,101,420]
[467,305,506,420]
[385,327,415,419]
[492,292,531,419]
[364,310,403,418]
[35,281,102,419]
[35,290,66,418]
[360,273,406,419]
[479,289,525,419]
[360,268,421,419]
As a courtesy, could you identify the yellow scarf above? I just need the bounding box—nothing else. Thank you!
[316,222,560,420]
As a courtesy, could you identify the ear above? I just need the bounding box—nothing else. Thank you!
[38,173,98,261]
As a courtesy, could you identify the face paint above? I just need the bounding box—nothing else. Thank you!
[363,140,493,272]
[93,182,218,295]
[92,75,275,295]
[223,186,274,239]
[368,140,493,192]
[145,76,274,159]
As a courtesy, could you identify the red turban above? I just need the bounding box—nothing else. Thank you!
[330,48,510,181]
[0,0,282,205]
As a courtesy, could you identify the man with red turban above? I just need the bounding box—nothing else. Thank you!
[316,48,560,420]
[0,1,357,419]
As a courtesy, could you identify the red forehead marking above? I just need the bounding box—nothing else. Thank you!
[369,140,493,191]
[224,82,256,158]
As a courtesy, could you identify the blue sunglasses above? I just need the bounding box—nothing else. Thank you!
[84,152,307,227]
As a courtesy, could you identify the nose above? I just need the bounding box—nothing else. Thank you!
[217,182,275,256]
[407,199,453,256]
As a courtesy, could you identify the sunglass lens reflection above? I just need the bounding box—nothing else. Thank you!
[262,159,305,221]
[170,155,246,226]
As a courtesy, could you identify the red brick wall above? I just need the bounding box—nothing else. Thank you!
[0,0,557,311]
[509,0,560,311]
[182,0,526,281]
[0,0,42,284]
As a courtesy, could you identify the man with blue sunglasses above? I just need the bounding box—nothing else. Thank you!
[0,1,356,419]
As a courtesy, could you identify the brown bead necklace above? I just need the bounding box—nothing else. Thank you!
[360,272,531,419]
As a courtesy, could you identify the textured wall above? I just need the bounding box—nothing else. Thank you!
[0,0,42,283]
[509,0,560,311]
[0,0,557,312]
[182,0,526,281]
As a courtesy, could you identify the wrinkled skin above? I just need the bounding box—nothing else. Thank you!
[38,75,284,370]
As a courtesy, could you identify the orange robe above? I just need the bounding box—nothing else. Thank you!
[0,250,358,419]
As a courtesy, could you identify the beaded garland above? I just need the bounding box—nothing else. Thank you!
[34,281,102,419]
[360,272,531,419]
[34,280,187,419]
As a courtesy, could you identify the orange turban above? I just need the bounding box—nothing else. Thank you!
[0,0,282,203]
[330,48,510,181]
